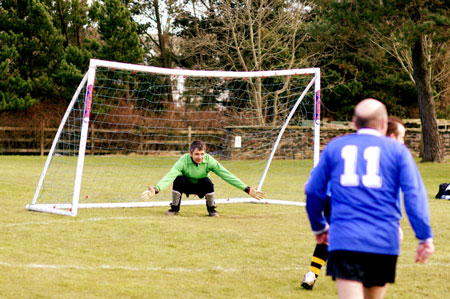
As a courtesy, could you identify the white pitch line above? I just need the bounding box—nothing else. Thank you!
[0,215,161,228]
[0,261,304,272]
[0,211,297,228]
[0,261,448,272]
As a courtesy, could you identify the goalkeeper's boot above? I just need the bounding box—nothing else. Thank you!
[206,192,219,217]
[165,191,181,215]
[207,207,219,217]
[301,271,317,290]
[165,208,179,216]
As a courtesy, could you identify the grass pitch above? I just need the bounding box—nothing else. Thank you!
[1,156,450,298]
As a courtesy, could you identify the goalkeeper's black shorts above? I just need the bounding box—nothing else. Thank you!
[173,175,214,199]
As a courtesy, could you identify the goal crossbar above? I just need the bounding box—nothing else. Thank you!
[90,59,319,78]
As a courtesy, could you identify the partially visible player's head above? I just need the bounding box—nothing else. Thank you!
[353,98,388,135]
[190,140,206,164]
[387,116,406,144]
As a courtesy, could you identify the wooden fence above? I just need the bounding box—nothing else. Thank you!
[0,125,224,156]
[1,119,449,157]
[0,126,57,155]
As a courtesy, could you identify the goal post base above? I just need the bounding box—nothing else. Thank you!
[26,204,76,216]
[248,199,306,206]
[26,198,305,214]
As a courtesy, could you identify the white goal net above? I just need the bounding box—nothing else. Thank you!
[27,59,321,216]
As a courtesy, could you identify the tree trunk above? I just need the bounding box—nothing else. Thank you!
[56,0,68,48]
[153,0,173,102]
[411,36,444,162]
[154,0,166,66]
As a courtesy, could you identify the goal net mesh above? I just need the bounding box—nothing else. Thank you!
[30,60,319,215]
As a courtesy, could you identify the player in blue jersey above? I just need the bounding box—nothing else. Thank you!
[305,99,434,298]
[300,116,408,290]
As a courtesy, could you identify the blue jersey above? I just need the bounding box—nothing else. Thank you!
[306,129,433,255]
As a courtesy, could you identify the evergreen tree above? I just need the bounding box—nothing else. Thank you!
[44,0,90,47]
[0,0,65,110]
[89,0,144,63]
[44,0,93,101]
[307,0,417,120]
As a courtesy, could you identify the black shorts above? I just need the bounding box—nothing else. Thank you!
[173,176,214,199]
[326,250,398,288]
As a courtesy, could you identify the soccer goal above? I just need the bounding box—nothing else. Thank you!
[27,59,321,216]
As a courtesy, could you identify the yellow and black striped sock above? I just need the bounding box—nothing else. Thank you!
[309,243,328,277]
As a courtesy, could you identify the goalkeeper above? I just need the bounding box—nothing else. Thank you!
[141,140,265,217]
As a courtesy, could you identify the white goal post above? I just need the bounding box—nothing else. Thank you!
[27,59,321,216]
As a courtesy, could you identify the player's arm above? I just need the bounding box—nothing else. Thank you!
[398,147,434,262]
[416,240,434,263]
[305,149,331,235]
[141,158,184,200]
[314,231,329,244]
[141,185,159,200]
[210,157,265,200]
[244,186,265,200]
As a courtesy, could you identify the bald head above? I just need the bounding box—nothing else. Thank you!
[353,98,388,134]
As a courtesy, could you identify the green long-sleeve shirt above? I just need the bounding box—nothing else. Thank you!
[155,153,247,192]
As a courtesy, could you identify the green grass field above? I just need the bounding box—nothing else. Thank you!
[1,156,450,298]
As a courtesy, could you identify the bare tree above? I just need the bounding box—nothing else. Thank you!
[370,28,450,109]
[131,0,177,68]
[365,4,449,162]
[177,0,318,126]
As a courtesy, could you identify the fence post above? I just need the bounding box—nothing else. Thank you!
[188,126,192,150]
[40,122,45,156]
[90,123,95,155]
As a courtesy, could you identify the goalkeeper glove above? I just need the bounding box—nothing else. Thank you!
[141,185,159,201]
[245,186,265,200]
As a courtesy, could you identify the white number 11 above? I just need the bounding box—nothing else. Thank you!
[340,145,382,188]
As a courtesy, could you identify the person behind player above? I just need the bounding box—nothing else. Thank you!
[386,116,406,144]
[141,140,265,217]
[300,116,408,290]
[300,191,330,290]
[305,98,434,298]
